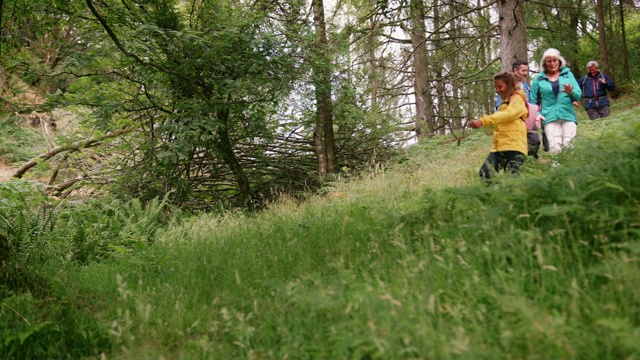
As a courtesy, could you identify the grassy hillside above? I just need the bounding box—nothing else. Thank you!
[2,97,640,359]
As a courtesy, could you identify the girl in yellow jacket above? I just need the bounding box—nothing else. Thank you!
[471,71,528,181]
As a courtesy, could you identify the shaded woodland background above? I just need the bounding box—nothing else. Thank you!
[1,0,638,210]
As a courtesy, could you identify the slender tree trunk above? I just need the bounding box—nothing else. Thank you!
[312,0,336,178]
[409,0,433,138]
[619,0,630,81]
[449,2,462,131]
[369,18,380,109]
[596,0,610,75]
[217,107,252,206]
[433,0,445,136]
[567,0,582,75]
[0,0,4,62]
[497,0,527,71]
[482,6,494,114]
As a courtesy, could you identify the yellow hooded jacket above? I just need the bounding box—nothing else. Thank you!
[480,89,528,155]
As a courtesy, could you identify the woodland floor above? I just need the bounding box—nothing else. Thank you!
[0,159,12,181]
[0,106,77,182]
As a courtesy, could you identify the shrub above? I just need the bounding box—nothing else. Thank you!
[0,291,110,358]
[0,181,52,293]
[51,194,175,264]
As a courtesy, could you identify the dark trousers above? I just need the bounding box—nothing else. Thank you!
[527,130,541,159]
[587,105,610,120]
[479,151,525,180]
[541,125,549,152]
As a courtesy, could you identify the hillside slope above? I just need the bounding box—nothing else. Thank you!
[52,98,639,358]
[4,98,640,359]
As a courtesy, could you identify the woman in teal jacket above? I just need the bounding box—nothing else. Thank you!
[530,48,582,155]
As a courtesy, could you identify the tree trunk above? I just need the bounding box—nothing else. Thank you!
[619,0,630,82]
[596,0,610,75]
[567,0,582,75]
[482,6,494,115]
[369,18,380,109]
[312,0,336,178]
[433,0,445,136]
[409,0,433,138]
[0,0,4,62]
[216,107,252,206]
[497,0,527,71]
[448,2,463,131]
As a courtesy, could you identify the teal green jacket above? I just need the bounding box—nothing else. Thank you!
[530,66,582,125]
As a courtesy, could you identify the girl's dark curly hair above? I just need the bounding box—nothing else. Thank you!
[494,71,519,98]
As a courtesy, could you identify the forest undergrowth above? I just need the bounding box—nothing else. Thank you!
[1,98,640,359]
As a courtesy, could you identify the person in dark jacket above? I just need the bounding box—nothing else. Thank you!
[577,61,616,120]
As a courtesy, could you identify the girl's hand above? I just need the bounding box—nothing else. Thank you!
[470,120,483,128]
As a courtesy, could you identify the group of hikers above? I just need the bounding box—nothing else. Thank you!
[471,48,616,181]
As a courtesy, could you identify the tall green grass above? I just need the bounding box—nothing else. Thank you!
[49,106,640,359]
[1,104,639,358]
[0,186,174,358]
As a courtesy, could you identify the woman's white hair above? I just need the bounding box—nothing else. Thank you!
[539,48,567,72]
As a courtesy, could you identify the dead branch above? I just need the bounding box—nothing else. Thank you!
[49,176,83,197]
[12,128,132,179]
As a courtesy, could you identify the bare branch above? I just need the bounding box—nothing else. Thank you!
[12,128,133,179]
